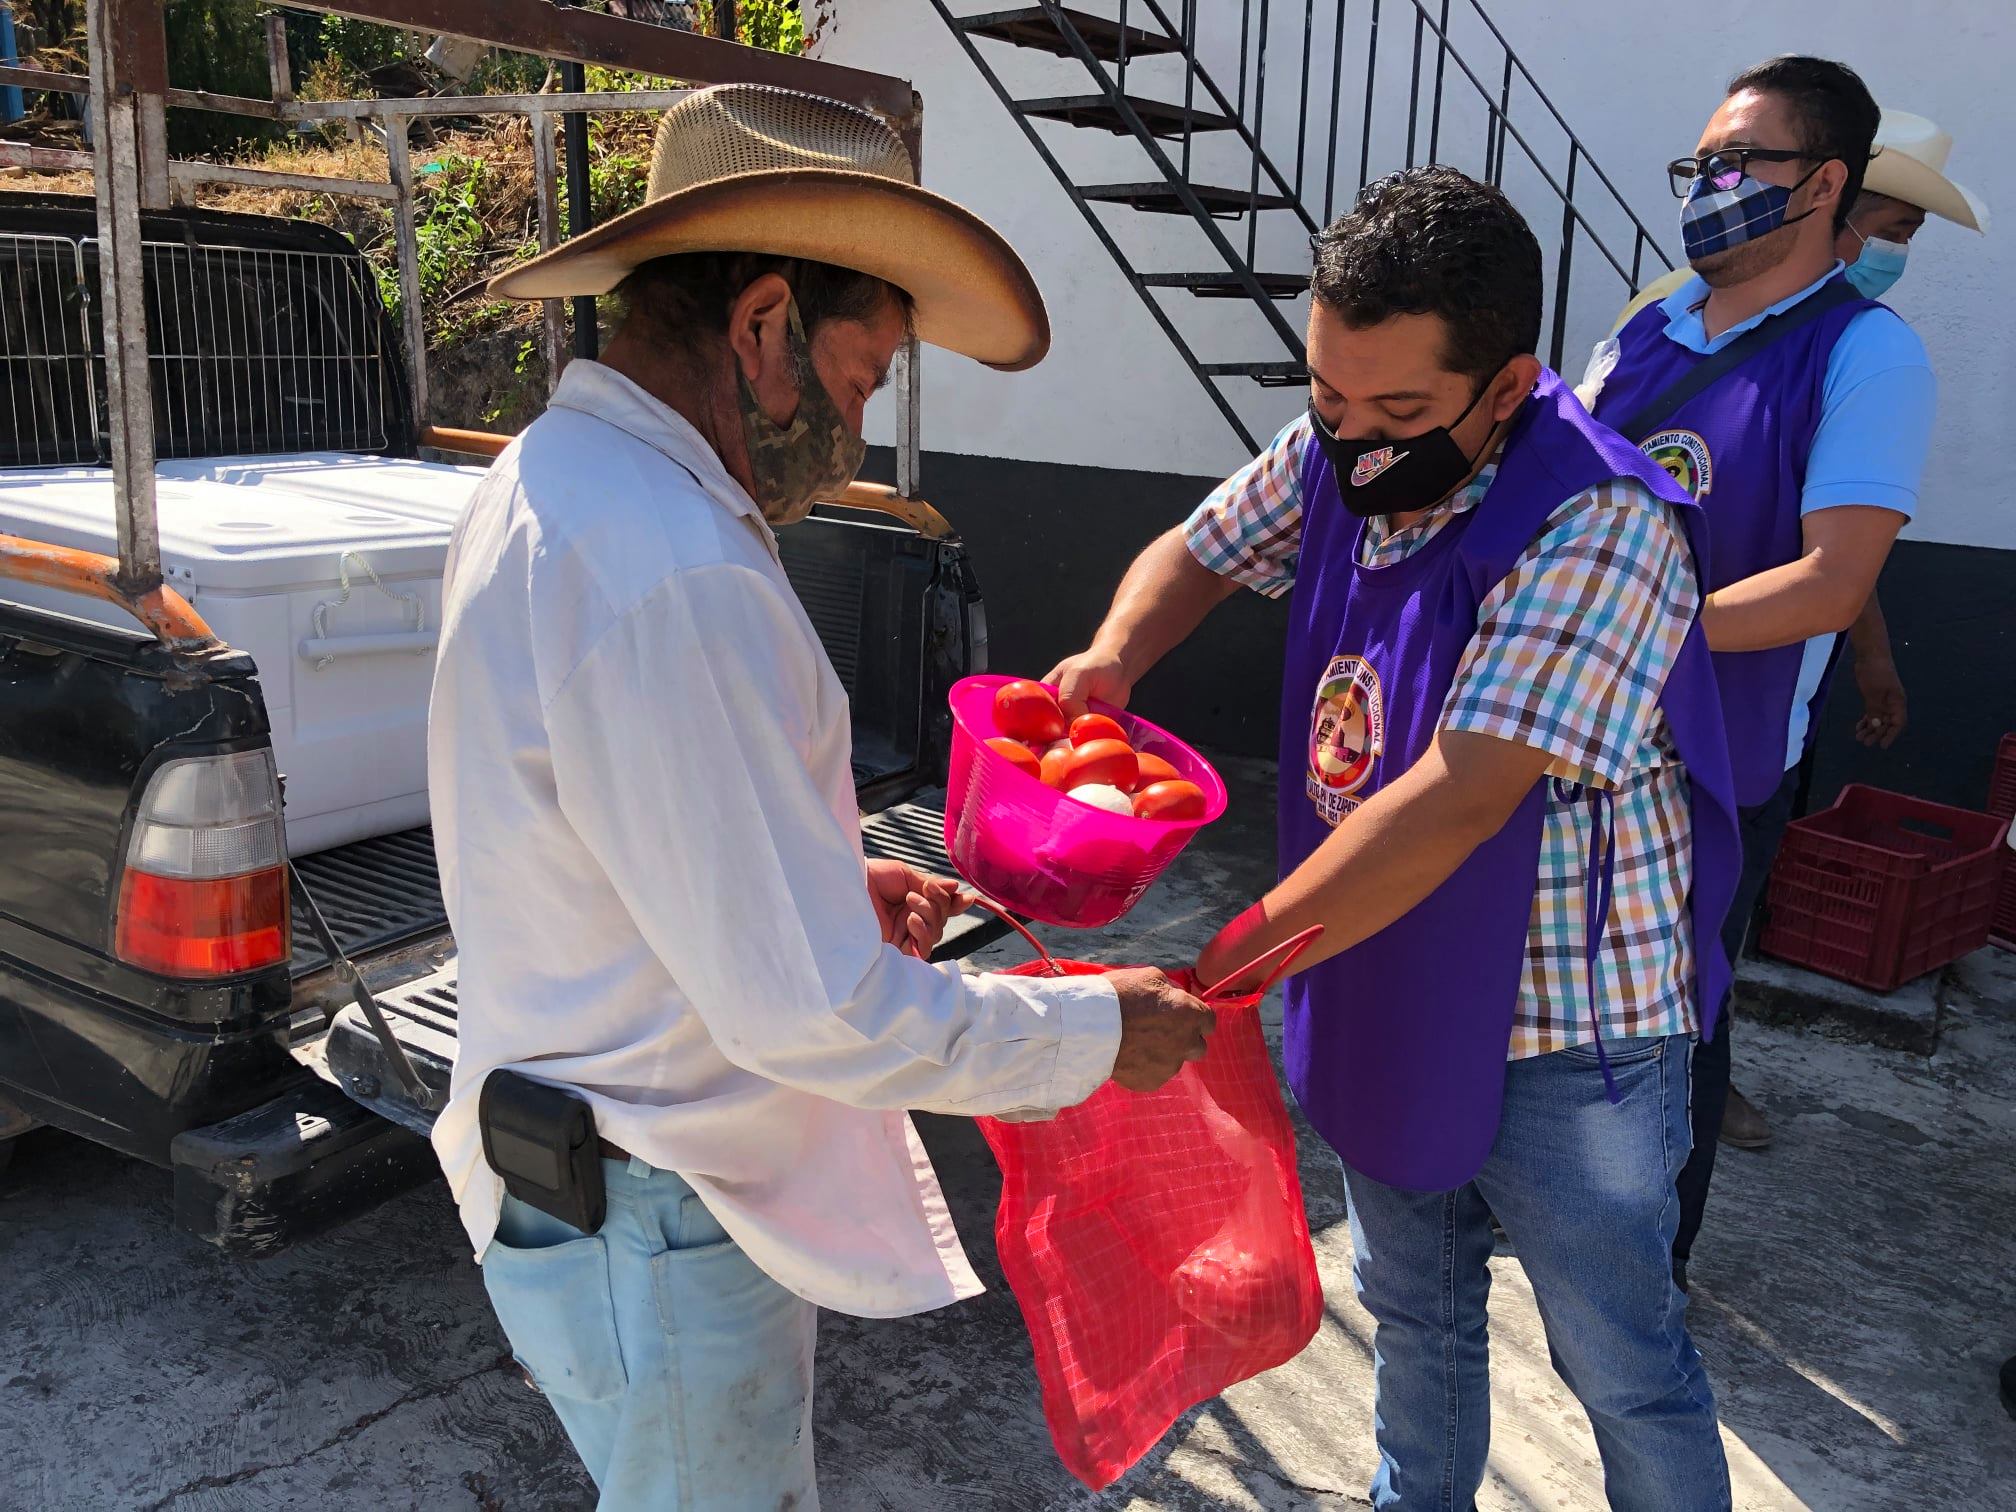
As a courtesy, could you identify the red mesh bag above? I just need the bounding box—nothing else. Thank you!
[975,925,1324,1490]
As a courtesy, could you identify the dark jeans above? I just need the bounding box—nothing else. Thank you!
[1672,766,1802,1273]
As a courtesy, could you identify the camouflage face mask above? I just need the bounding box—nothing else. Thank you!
[736,300,868,527]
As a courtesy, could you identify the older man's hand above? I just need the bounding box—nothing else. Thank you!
[867,859,973,959]
[1105,968,1216,1091]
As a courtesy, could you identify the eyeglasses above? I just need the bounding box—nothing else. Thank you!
[1666,147,1809,199]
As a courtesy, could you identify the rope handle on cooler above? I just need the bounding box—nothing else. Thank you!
[962,895,1323,1001]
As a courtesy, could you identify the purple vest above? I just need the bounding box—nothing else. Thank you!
[1591,274,1875,805]
[1278,371,1740,1192]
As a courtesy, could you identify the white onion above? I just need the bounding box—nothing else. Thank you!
[1065,783,1135,816]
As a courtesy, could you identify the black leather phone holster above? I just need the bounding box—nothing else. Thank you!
[479,1069,607,1236]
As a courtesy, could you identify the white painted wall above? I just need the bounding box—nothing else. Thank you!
[818,1,2013,551]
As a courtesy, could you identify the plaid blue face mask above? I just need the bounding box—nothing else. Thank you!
[1678,162,1820,261]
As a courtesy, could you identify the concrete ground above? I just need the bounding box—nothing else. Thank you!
[5,758,2014,1510]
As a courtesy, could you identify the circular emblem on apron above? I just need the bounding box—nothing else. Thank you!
[1641,428,1713,499]
[1307,655,1384,824]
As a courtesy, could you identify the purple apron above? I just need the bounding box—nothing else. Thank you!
[1278,370,1740,1192]
[1591,273,1875,806]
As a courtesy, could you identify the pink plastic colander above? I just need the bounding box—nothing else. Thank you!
[944,675,1228,928]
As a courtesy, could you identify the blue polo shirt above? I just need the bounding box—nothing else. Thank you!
[1650,263,1935,768]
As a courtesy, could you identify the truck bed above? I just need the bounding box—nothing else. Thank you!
[291,827,449,977]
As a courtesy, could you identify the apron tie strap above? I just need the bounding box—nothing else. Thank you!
[1560,778,1621,1104]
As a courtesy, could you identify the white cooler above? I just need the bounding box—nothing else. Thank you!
[0,453,483,856]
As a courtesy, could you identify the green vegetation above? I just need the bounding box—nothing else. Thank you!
[717,0,807,54]
[21,2,807,155]
[372,157,487,330]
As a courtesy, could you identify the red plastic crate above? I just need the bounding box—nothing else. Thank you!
[1759,784,2010,991]
[1990,734,2016,948]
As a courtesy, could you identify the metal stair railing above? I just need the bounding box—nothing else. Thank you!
[939,0,1674,452]
[936,0,1299,449]
[1391,0,1675,367]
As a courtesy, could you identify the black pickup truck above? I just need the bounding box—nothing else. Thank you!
[0,192,994,1253]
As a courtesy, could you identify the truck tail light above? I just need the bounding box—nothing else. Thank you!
[115,749,290,978]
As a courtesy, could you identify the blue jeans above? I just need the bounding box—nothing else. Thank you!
[480,1158,819,1510]
[1343,1036,1729,1512]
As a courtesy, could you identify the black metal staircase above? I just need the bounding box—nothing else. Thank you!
[932,1,1674,451]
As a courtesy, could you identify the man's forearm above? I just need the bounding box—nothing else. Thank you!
[1846,587,1907,747]
[1702,556,1870,652]
[1847,589,1894,665]
[1087,527,1239,680]
[1703,506,1904,653]
[1196,731,1548,986]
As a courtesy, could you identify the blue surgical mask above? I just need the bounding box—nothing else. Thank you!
[1846,226,1908,299]
[1679,163,1820,263]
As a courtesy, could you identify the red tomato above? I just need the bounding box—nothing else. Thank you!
[984,737,1042,780]
[1061,739,1139,794]
[993,680,1066,744]
[1069,713,1129,748]
[1038,741,1076,789]
[1132,779,1208,822]
[1132,751,1184,789]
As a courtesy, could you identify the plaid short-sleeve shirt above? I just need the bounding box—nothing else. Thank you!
[1185,413,1702,1058]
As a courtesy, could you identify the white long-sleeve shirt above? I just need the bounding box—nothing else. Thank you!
[427,360,1121,1316]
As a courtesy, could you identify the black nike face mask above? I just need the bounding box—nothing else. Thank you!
[1308,376,1496,520]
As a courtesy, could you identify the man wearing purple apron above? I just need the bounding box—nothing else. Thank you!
[1582,58,1936,1290]
[1053,167,1740,1508]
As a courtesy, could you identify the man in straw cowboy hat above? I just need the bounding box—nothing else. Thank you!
[1578,60,1982,1294]
[426,84,1215,1506]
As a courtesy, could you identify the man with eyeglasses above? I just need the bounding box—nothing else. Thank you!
[1613,106,1985,773]
[1580,56,1936,1294]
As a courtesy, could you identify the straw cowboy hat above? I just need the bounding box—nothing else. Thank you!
[1865,109,1989,233]
[490,83,1050,370]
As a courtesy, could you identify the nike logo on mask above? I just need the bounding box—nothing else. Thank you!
[1350,447,1410,487]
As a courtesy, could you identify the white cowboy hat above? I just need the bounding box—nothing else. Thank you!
[1864,109,1989,233]
[491,84,1050,371]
